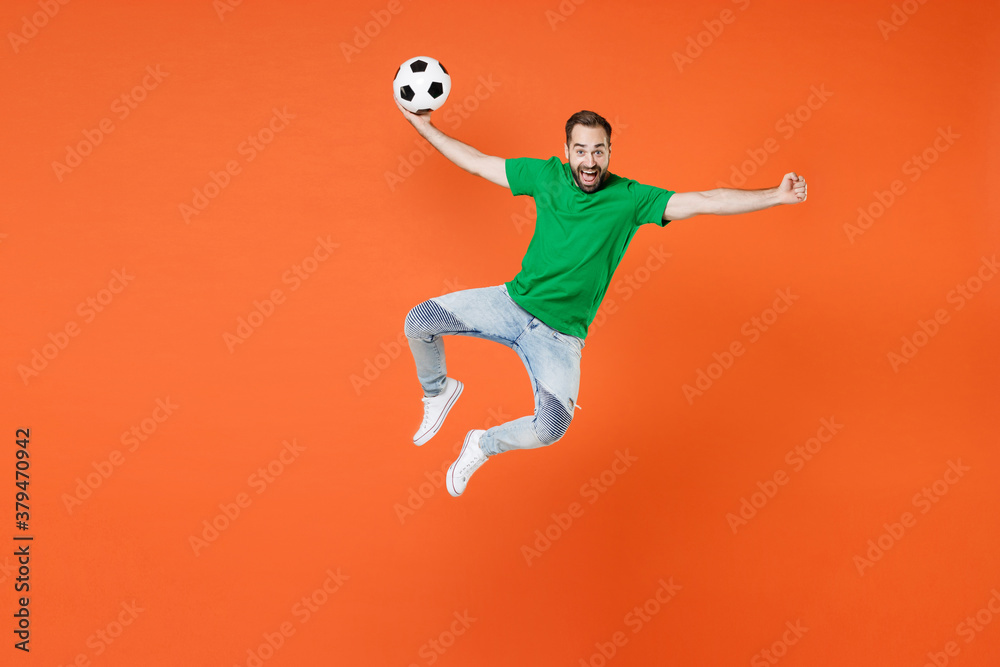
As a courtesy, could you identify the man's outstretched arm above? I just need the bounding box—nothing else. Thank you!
[663,172,808,221]
[396,99,509,189]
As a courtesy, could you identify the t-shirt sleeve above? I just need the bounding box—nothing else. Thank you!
[629,180,675,227]
[505,157,549,197]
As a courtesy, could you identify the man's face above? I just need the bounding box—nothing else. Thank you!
[565,124,611,193]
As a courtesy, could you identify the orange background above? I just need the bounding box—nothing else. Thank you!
[3,0,999,665]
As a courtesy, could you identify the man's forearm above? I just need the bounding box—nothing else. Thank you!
[700,187,783,215]
[414,121,490,176]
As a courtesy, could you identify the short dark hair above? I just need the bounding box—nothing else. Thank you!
[565,110,612,147]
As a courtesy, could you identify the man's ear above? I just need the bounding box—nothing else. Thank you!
[564,144,570,160]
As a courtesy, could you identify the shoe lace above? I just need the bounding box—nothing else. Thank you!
[461,457,484,476]
[458,445,487,477]
[420,396,433,427]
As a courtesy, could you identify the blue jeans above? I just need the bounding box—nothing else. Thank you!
[404,285,584,457]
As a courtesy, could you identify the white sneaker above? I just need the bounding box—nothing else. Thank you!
[413,378,463,446]
[447,430,489,497]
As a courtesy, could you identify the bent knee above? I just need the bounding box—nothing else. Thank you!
[403,304,424,339]
[404,300,440,340]
[404,299,469,340]
[535,397,573,446]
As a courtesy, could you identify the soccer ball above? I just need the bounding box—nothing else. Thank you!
[393,56,451,114]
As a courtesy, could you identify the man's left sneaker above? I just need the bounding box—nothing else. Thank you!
[447,430,489,497]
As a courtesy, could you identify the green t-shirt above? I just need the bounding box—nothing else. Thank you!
[504,157,674,338]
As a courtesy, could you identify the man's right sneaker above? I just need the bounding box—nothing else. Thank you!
[446,429,489,497]
[413,378,463,446]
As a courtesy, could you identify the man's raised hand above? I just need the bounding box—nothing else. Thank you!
[395,97,432,133]
[778,172,808,204]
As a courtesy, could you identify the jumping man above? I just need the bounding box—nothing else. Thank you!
[398,103,808,497]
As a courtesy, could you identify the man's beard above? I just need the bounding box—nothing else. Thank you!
[572,164,606,193]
